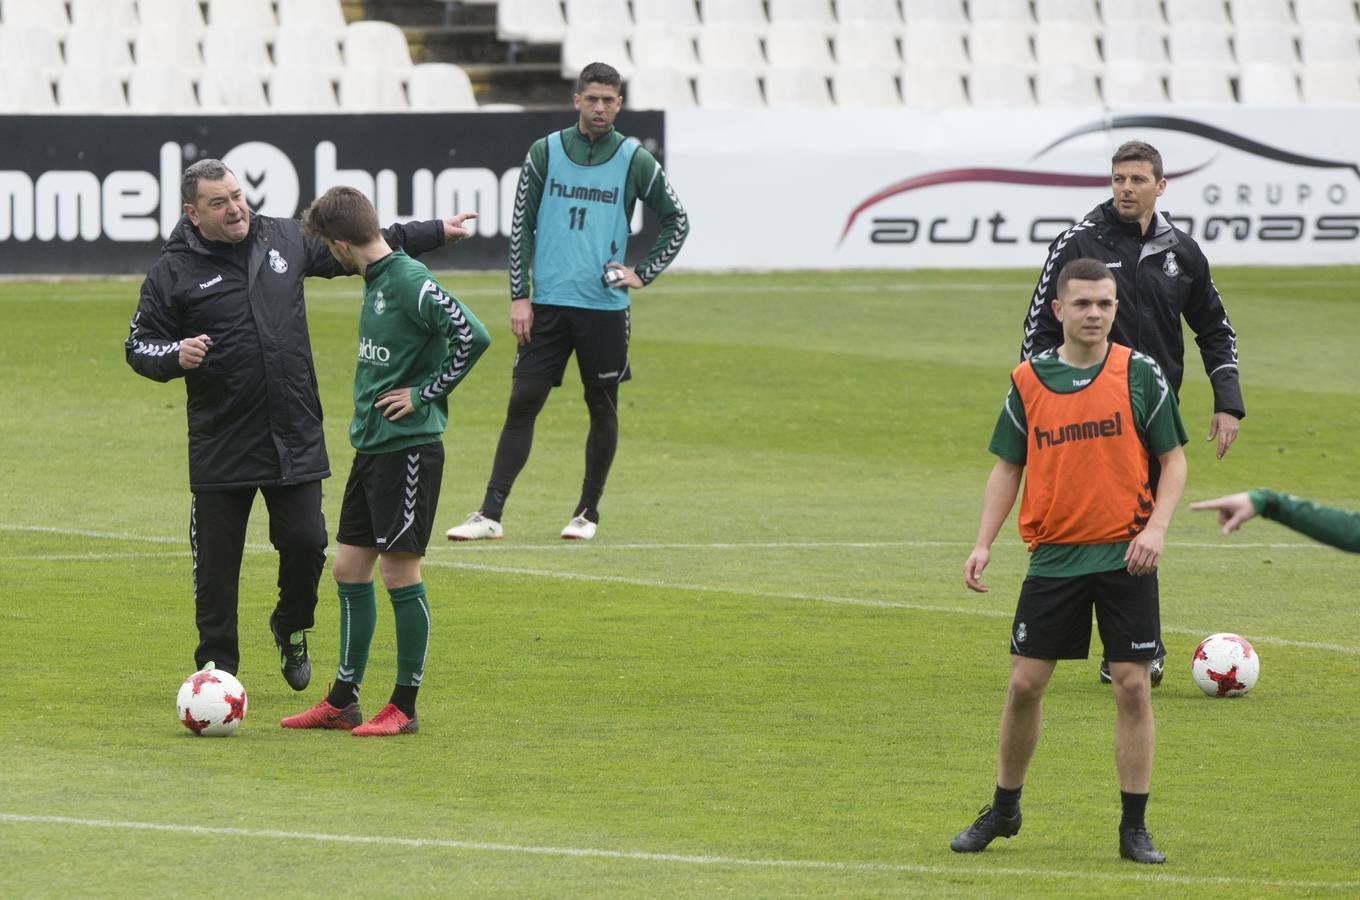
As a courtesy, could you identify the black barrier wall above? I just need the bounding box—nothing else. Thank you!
[0,111,666,275]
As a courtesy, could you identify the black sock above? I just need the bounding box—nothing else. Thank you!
[389,684,419,718]
[1120,791,1149,832]
[993,784,1022,818]
[326,680,358,708]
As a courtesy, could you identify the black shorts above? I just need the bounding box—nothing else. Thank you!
[1010,569,1163,661]
[336,442,444,555]
[514,304,631,387]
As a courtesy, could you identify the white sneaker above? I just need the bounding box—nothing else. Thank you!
[560,515,597,540]
[446,512,503,541]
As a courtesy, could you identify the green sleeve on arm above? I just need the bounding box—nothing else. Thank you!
[509,139,548,301]
[987,386,1028,465]
[628,148,689,286]
[1251,489,1360,553]
[411,279,491,409]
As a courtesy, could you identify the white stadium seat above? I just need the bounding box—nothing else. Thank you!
[968,63,1036,106]
[202,23,274,79]
[69,0,139,41]
[1301,64,1360,102]
[496,0,568,44]
[343,20,414,74]
[902,20,968,70]
[205,0,278,39]
[900,64,967,106]
[969,0,1034,24]
[1099,0,1165,26]
[1167,63,1236,102]
[1101,62,1169,105]
[339,65,409,111]
[1101,21,1169,68]
[764,66,833,107]
[0,24,63,83]
[1164,0,1230,25]
[834,22,902,67]
[625,66,697,108]
[1294,0,1360,24]
[274,24,345,80]
[559,26,632,80]
[968,20,1035,67]
[766,22,836,73]
[1034,21,1101,68]
[1034,63,1101,105]
[1299,23,1360,66]
[836,0,903,27]
[699,0,769,31]
[1237,62,1301,103]
[128,64,199,112]
[832,64,901,106]
[198,66,271,111]
[1034,0,1099,25]
[768,0,838,32]
[0,65,58,111]
[1228,0,1295,26]
[695,24,766,69]
[1233,22,1299,67]
[133,24,204,75]
[632,0,702,34]
[694,66,765,107]
[630,24,699,75]
[408,62,479,110]
[63,24,134,80]
[58,66,128,111]
[1167,22,1235,71]
[3,0,71,39]
[135,0,207,39]
[277,0,350,42]
[564,0,635,29]
[901,0,967,25]
[268,65,339,111]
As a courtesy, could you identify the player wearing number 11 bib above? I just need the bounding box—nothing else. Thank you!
[446,61,689,543]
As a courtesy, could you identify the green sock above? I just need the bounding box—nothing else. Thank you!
[335,581,377,689]
[389,582,430,689]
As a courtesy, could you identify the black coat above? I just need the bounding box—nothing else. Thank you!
[125,213,446,491]
[1019,199,1245,418]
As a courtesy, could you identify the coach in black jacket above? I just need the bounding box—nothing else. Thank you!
[126,158,474,686]
[1018,140,1244,688]
[1020,142,1245,453]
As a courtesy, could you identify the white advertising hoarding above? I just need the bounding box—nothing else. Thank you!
[665,106,1360,269]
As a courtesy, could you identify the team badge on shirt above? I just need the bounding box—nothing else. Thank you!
[1162,251,1179,277]
[373,290,386,315]
[268,248,288,274]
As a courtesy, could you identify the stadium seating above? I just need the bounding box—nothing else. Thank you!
[497,0,569,44]
[968,21,1036,68]
[560,26,632,79]
[1167,63,1236,103]
[968,63,1036,106]
[1167,23,1236,72]
[343,20,414,75]
[1034,63,1101,106]
[0,23,65,84]
[1299,23,1360,66]
[268,65,339,111]
[834,22,903,68]
[631,0,702,34]
[766,22,836,74]
[408,62,479,110]
[1099,0,1165,26]
[133,24,204,75]
[68,0,138,41]
[970,0,1035,25]
[768,0,839,32]
[128,65,199,112]
[900,65,967,106]
[1034,21,1102,68]
[1233,22,1300,68]
[1034,0,1099,25]
[902,20,969,71]
[136,0,207,39]
[1228,0,1295,26]
[1101,62,1170,105]
[694,66,765,107]
[2,0,70,39]
[198,66,271,112]
[205,0,278,40]
[1300,64,1360,103]
[1294,0,1360,23]
[277,0,350,42]
[699,0,769,31]
[695,24,766,70]
[837,0,904,27]
[832,64,901,107]
[1100,21,1170,69]
[901,0,967,26]
[564,0,634,29]
[630,24,700,75]
[58,66,128,111]
[274,24,345,79]
[625,66,697,108]
[202,23,274,80]
[0,65,57,111]
[764,66,834,107]
[1237,62,1302,104]
[63,24,134,80]
[340,65,409,111]
[1164,0,1231,26]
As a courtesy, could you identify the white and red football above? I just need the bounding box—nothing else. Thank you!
[1191,633,1259,698]
[176,664,248,736]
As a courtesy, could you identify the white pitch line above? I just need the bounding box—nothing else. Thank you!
[5,525,1357,655]
[1,814,1355,891]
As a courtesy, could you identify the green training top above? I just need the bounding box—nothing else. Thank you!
[989,347,1189,577]
[350,250,490,455]
[1249,490,1360,553]
[508,125,689,300]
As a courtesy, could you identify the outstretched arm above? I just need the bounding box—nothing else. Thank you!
[1192,490,1360,552]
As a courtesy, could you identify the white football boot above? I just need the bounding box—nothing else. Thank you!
[446,512,504,541]
[560,514,597,540]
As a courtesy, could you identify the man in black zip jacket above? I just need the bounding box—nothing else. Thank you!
[126,159,475,689]
[1018,141,1245,685]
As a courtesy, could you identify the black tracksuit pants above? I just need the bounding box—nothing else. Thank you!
[189,481,327,675]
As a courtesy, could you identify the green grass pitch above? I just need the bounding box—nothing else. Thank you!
[1,267,1357,897]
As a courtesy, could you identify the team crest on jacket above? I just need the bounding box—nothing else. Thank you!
[268,248,288,274]
[373,290,386,315]
[1162,251,1179,277]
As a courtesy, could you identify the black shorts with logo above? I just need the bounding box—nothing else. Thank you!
[336,442,444,555]
[1010,568,1163,661]
[514,303,631,387]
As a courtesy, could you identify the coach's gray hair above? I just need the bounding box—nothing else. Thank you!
[181,159,235,205]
